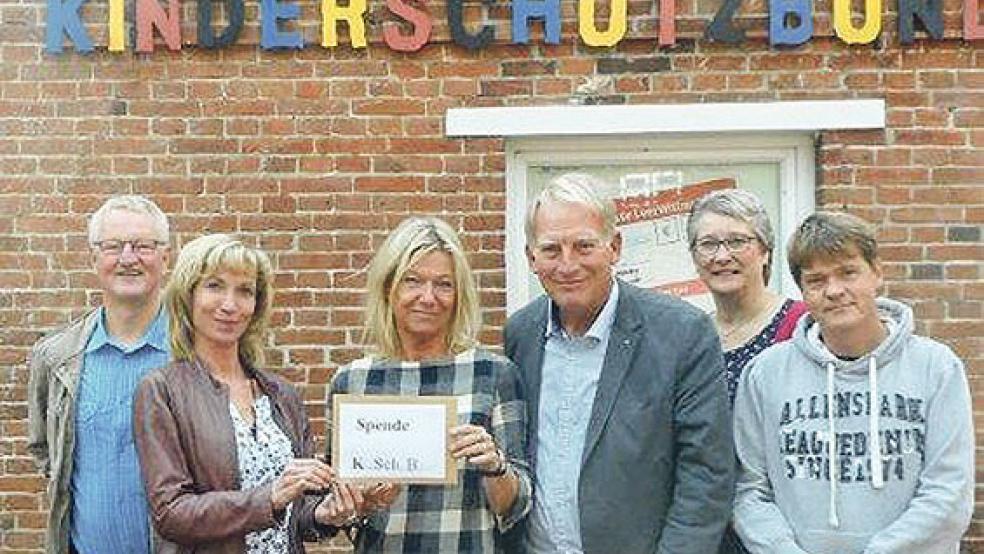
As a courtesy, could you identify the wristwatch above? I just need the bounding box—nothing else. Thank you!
[479,449,508,477]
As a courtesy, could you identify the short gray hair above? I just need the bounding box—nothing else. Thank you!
[88,195,169,244]
[687,189,775,283]
[787,211,878,288]
[524,173,617,245]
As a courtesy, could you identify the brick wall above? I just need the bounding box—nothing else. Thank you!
[0,0,981,549]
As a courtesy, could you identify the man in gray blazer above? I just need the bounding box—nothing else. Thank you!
[504,173,734,554]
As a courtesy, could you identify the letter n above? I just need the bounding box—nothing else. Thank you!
[511,0,561,44]
[46,0,93,53]
[770,0,813,45]
[322,0,368,47]
[136,0,182,52]
[898,0,942,43]
[579,0,627,46]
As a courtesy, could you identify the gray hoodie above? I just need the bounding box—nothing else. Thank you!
[733,298,974,554]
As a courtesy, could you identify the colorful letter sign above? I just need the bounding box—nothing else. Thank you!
[770,0,813,45]
[384,0,433,51]
[834,0,881,43]
[322,0,368,47]
[579,0,627,46]
[46,0,93,53]
[512,0,562,44]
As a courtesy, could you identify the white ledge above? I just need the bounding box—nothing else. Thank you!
[445,99,885,137]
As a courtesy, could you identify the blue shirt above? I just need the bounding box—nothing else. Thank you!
[71,307,169,554]
[527,282,619,554]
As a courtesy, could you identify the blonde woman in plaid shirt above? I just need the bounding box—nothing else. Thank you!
[327,216,533,553]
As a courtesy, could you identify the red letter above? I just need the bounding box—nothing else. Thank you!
[966,0,983,39]
[136,0,181,51]
[659,0,675,46]
[384,0,432,51]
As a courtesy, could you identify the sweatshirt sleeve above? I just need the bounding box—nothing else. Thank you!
[733,356,810,554]
[862,349,974,554]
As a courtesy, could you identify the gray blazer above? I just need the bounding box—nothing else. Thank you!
[504,280,735,554]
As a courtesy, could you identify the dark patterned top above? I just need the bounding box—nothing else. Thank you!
[230,394,294,554]
[723,299,799,406]
[328,348,533,554]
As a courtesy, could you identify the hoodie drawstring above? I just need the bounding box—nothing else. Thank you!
[825,361,839,528]
[825,357,884,529]
[869,356,884,490]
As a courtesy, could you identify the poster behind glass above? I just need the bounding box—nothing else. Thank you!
[526,163,781,313]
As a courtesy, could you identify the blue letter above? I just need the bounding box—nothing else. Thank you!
[770,0,812,45]
[511,0,561,44]
[46,0,93,53]
[261,0,303,49]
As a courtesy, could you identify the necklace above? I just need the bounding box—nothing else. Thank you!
[716,296,781,343]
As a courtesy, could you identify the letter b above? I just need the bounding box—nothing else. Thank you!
[770,0,813,45]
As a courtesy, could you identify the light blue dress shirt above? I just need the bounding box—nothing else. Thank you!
[527,281,619,554]
[71,307,169,554]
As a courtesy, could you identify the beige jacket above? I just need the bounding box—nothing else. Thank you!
[27,310,100,554]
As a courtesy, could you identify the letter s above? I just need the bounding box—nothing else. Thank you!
[384,0,432,51]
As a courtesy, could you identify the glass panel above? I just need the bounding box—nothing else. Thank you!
[526,162,781,312]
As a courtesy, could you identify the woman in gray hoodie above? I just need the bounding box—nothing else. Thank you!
[732,212,974,554]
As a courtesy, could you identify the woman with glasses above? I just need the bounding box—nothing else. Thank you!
[687,189,806,554]
[687,189,807,405]
[327,216,532,553]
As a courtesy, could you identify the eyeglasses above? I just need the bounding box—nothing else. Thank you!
[92,239,166,257]
[692,235,758,257]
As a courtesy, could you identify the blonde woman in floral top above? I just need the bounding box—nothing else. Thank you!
[134,234,364,553]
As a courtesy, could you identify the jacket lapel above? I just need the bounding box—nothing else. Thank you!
[523,305,549,461]
[581,285,642,464]
[53,310,100,398]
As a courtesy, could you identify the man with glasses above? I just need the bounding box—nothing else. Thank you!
[505,173,735,553]
[28,196,171,553]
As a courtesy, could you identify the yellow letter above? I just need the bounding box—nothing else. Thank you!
[322,0,367,47]
[579,0,626,46]
[834,0,881,43]
[109,0,125,51]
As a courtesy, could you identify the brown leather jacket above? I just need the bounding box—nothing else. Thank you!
[133,359,334,553]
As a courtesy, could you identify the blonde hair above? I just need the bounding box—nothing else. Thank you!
[364,217,480,359]
[166,234,274,367]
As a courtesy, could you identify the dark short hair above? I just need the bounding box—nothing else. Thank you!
[787,211,878,287]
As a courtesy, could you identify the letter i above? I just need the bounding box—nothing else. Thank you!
[109,0,125,51]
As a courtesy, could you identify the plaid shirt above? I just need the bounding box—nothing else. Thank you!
[328,348,533,553]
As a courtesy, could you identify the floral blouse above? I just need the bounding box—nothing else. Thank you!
[229,394,295,554]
